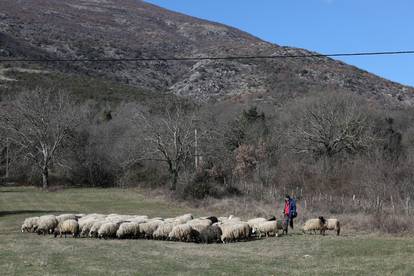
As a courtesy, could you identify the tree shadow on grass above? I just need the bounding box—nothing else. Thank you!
[0,210,67,217]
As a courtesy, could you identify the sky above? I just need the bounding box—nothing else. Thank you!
[145,0,414,87]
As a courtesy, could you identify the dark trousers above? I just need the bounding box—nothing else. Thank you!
[283,215,294,234]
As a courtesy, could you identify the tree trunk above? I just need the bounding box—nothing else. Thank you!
[169,169,178,191]
[42,166,49,190]
[170,170,178,191]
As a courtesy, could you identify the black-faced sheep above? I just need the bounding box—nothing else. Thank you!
[303,217,327,235]
[199,224,222,244]
[206,216,218,224]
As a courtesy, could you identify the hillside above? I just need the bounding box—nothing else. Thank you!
[0,0,413,105]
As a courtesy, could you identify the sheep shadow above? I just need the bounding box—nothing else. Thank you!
[0,210,66,217]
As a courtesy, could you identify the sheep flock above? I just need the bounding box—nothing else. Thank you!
[21,213,340,243]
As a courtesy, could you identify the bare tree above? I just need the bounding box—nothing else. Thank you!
[134,105,196,190]
[0,88,81,189]
[290,93,373,159]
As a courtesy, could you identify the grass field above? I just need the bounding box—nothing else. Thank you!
[1,187,414,275]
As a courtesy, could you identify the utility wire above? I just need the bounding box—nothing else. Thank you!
[1,50,414,63]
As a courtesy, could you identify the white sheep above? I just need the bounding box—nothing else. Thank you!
[116,222,141,239]
[186,219,212,233]
[163,218,176,223]
[303,217,327,235]
[138,220,163,239]
[36,215,59,235]
[168,224,200,242]
[89,220,106,238]
[56,214,78,224]
[54,219,80,238]
[153,222,179,240]
[219,222,251,243]
[228,215,241,221]
[252,220,283,238]
[247,218,267,229]
[174,214,193,224]
[79,218,101,237]
[98,222,121,239]
[326,218,341,235]
[21,216,39,233]
[129,217,148,224]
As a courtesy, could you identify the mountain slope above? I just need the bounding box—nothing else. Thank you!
[0,0,413,105]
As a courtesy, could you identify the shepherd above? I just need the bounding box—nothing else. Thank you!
[282,194,297,234]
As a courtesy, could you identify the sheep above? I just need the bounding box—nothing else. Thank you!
[21,216,39,233]
[325,218,341,236]
[252,220,283,238]
[219,222,251,243]
[247,218,267,229]
[219,215,241,224]
[98,222,122,239]
[116,222,141,239]
[78,214,105,225]
[168,224,200,243]
[54,219,79,238]
[199,224,222,244]
[79,218,99,237]
[131,215,148,221]
[174,214,193,224]
[138,220,163,239]
[106,215,134,222]
[56,214,78,224]
[36,215,59,235]
[206,216,218,224]
[163,218,177,224]
[89,220,107,238]
[228,215,241,221]
[302,217,327,235]
[153,222,179,240]
[129,217,148,224]
[187,219,212,233]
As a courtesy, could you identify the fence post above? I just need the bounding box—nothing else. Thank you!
[406,197,411,215]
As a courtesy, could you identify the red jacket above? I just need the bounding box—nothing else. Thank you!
[284,200,290,215]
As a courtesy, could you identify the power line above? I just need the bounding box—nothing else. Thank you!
[1,50,414,63]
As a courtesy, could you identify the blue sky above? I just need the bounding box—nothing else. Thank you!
[145,0,414,87]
